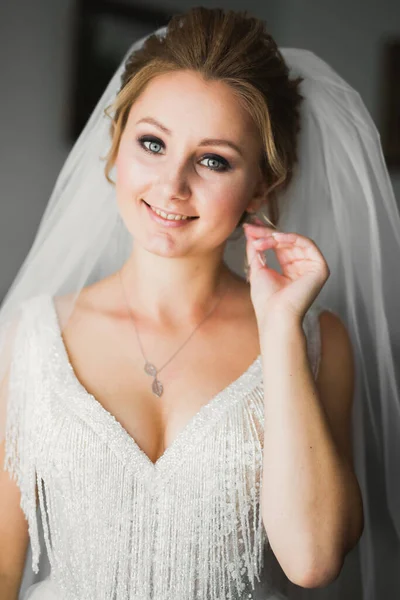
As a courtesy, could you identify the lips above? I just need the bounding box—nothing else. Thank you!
[142,200,198,219]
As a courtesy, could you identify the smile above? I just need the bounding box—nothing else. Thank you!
[142,200,199,228]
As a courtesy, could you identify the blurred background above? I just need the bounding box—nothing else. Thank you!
[0,1,399,597]
[0,0,399,303]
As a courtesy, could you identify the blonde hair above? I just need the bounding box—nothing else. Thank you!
[104,7,304,230]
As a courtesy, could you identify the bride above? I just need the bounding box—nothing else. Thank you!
[0,7,399,600]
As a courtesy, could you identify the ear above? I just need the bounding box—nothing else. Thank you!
[246,170,269,214]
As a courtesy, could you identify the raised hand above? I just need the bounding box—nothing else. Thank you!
[243,220,330,327]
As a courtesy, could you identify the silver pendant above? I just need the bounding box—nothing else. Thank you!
[152,378,163,397]
[144,361,157,376]
[144,361,163,397]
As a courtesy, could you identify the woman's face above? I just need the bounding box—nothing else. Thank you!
[115,69,266,257]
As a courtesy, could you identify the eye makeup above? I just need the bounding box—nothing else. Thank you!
[136,135,232,173]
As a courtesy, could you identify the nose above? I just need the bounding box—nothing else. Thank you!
[155,159,191,203]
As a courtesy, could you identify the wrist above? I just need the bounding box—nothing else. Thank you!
[258,313,306,351]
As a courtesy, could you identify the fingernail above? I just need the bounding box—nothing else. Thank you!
[257,253,266,266]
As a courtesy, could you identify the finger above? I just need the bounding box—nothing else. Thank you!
[245,231,268,279]
[243,223,277,238]
[249,233,322,276]
[251,233,298,249]
[246,231,322,260]
[244,226,318,254]
[244,224,294,242]
[251,238,303,274]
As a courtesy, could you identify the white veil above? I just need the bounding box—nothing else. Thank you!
[1,22,400,600]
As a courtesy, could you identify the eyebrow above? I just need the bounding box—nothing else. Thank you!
[136,117,244,158]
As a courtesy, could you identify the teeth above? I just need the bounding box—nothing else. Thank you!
[150,205,192,221]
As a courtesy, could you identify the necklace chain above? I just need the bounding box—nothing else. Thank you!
[118,269,229,398]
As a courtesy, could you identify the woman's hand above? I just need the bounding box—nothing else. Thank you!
[243,220,330,327]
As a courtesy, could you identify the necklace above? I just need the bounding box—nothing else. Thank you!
[118,269,229,397]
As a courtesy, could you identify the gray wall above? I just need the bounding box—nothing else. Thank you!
[0,0,75,300]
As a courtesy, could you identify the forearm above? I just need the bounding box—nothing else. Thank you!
[0,573,20,600]
[259,316,359,587]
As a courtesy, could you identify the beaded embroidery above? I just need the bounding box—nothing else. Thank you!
[4,293,324,599]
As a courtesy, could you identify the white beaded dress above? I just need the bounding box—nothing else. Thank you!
[4,292,326,600]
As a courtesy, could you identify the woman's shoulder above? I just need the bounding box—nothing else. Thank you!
[305,303,348,350]
[35,273,120,332]
[303,302,352,381]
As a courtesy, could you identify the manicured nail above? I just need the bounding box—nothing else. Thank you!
[257,253,266,266]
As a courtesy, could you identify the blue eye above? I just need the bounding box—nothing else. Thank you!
[200,156,230,172]
[137,135,231,173]
[139,136,164,155]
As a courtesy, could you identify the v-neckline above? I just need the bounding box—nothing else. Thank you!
[44,293,263,480]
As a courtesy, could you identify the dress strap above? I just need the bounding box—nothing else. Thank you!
[303,303,328,380]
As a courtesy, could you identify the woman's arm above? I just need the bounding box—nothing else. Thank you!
[0,368,30,597]
[0,437,30,597]
[0,574,20,600]
[260,310,364,589]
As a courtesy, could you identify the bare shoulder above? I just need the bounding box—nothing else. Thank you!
[53,274,120,329]
[315,310,355,463]
[317,310,354,380]
[316,309,355,396]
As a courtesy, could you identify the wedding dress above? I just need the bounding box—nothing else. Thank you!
[5,292,326,600]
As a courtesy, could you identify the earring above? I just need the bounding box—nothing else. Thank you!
[242,209,277,280]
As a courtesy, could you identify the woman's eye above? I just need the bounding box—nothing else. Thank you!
[137,135,231,173]
[138,136,164,155]
[199,156,231,172]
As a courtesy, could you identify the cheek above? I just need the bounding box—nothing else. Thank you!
[116,152,137,188]
[211,184,248,219]
[115,147,151,199]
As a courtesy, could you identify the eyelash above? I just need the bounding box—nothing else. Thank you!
[136,135,232,173]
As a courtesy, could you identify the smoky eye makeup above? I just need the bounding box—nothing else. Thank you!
[135,134,233,173]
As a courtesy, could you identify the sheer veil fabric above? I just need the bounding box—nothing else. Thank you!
[1,23,400,600]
